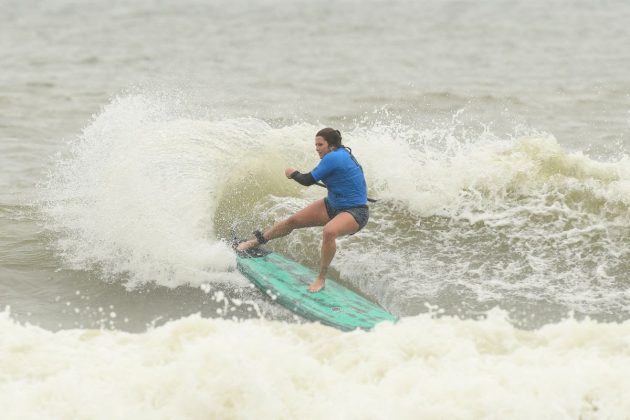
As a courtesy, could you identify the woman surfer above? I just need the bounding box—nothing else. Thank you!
[236,128,369,292]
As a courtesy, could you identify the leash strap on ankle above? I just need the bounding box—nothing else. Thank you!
[253,230,268,245]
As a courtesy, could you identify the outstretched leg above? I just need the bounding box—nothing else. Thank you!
[308,212,359,292]
[236,199,329,251]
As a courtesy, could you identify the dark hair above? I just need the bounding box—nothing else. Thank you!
[316,128,342,148]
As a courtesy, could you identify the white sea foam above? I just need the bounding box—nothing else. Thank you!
[1,309,629,419]
[353,122,630,217]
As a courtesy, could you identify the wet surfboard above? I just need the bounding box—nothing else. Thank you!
[235,245,397,331]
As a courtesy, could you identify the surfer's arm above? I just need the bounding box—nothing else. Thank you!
[288,170,316,186]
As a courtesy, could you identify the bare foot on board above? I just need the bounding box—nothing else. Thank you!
[307,277,326,293]
[236,239,258,252]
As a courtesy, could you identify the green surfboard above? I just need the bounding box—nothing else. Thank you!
[236,246,397,331]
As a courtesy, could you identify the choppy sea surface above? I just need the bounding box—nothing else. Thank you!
[2,0,630,418]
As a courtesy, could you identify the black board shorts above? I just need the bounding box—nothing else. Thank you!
[324,198,369,231]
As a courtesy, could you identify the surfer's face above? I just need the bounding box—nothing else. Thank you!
[315,136,333,159]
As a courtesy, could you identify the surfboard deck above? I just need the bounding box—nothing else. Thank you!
[235,245,397,331]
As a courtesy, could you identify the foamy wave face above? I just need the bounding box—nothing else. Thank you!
[2,310,630,419]
[353,122,630,217]
[343,123,630,317]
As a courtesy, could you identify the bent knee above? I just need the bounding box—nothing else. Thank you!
[322,225,340,241]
